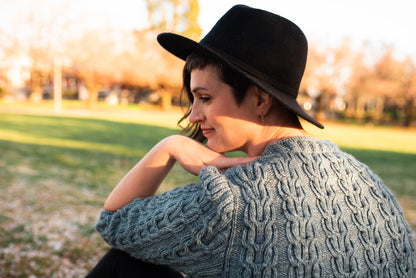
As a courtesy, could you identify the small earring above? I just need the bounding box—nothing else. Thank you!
[259,113,264,122]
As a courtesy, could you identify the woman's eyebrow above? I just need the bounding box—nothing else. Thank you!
[191,86,207,94]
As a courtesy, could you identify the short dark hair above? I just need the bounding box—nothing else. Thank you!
[178,53,252,141]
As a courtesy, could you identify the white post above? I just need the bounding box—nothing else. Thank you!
[53,57,62,113]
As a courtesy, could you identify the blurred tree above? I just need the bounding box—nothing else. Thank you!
[343,45,415,125]
[400,57,416,126]
[2,1,73,108]
[146,0,202,39]
[367,47,402,120]
[344,48,372,119]
[66,31,119,108]
[21,5,54,103]
[67,29,184,109]
[115,30,183,98]
[144,0,202,109]
[301,43,328,120]
[301,39,354,121]
[29,57,50,103]
[183,0,202,41]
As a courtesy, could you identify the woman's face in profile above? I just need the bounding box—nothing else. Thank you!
[189,64,258,154]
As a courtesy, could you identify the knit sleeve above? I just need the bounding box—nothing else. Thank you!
[95,166,235,276]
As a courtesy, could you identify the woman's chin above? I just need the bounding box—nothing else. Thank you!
[207,142,225,153]
[207,142,237,154]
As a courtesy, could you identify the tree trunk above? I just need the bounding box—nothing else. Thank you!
[29,69,43,103]
[404,97,415,127]
[355,96,366,120]
[374,96,385,121]
[84,81,98,109]
[315,93,325,121]
[53,58,62,113]
[344,95,356,118]
[83,74,99,109]
[88,86,98,109]
[160,88,172,111]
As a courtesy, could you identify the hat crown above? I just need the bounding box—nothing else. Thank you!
[156,5,324,128]
[200,5,308,97]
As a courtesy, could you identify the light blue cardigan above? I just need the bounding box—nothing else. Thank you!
[96,136,416,277]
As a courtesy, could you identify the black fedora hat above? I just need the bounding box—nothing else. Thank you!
[157,4,324,129]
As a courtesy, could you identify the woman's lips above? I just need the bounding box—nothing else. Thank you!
[201,128,214,136]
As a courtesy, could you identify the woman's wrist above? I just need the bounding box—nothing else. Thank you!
[164,135,191,161]
[164,135,224,175]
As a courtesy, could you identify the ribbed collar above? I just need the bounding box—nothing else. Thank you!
[262,136,338,156]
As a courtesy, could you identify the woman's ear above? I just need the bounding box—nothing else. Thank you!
[253,86,273,116]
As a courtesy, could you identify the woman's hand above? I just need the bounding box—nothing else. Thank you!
[104,135,257,211]
[167,135,257,175]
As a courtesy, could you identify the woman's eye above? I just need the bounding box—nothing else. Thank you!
[199,96,210,102]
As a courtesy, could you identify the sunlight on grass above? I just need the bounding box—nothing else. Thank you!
[0,100,184,129]
[303,120,416,154]
[0,128,145,156]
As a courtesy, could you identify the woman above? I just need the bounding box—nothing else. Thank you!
[87,5,416,277]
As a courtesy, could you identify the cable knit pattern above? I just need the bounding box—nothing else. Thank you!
[95,136,416,277]
[96,171,235,277]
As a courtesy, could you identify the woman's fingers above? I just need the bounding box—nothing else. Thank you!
[209,155,259,171]
[168,135,258,175]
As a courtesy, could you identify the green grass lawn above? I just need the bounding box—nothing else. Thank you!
[0,109,415,277]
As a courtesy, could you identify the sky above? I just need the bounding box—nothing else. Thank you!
[0,0,415,60]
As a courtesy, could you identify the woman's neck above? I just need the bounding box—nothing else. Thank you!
[244,126,308,157]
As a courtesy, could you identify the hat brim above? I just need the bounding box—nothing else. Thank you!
[157,33,324,129]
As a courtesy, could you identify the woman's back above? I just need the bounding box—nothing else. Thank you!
[224,136,415,277]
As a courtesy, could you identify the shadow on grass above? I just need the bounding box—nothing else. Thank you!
[342,147,416,198]
[0,114,191,198]
[0,113,177,154]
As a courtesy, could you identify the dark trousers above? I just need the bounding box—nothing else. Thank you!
[86,248,184,278]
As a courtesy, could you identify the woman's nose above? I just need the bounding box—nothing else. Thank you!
[189,106,203,124]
